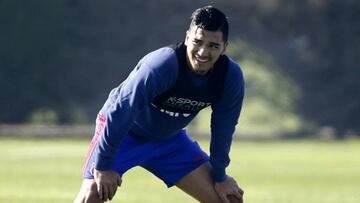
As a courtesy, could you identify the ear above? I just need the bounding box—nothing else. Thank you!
[222,41,229,54]
[184,30,190,46]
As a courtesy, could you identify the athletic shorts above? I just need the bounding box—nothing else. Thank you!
[82,129,209,187]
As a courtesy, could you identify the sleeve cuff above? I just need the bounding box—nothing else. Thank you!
[94,156,113,171]
[211,167,228,182]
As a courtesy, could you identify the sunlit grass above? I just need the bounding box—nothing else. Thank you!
[0,138,359,203]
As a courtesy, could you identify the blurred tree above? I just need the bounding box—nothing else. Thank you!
[0,0,359,137]
[278,0,360,137]
[223,0,360,137]
[0,0,95,123]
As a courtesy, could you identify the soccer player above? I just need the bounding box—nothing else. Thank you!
[74,5,245,203]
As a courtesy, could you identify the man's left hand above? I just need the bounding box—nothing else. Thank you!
[214,176,244,203]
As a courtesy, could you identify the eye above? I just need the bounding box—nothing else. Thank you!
[192,39,201,45]
[209,43,220,49]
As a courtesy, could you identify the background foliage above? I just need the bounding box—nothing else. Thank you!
[1,0,359,137]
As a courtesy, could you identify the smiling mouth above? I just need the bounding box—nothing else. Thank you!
[195,56,210,63]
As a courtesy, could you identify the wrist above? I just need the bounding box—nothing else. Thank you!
[211,167,228,182]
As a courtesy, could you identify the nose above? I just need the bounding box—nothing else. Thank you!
[197,46,209,57]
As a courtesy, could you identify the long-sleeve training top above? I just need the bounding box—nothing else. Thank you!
[94,42,244,182]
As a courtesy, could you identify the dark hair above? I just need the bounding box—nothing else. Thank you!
[189,6,229,42]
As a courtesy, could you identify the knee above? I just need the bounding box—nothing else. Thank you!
[199,194,242,203]
[197,192,222,203]
[84,182,102,203]
[74,180,103,203]
[227,195,243,203]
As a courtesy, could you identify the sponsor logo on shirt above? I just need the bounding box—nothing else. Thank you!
[151,96,211,117]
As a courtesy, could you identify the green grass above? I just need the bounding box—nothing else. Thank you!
[0,138,359,203]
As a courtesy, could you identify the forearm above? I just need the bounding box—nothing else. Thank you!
[209,127,234,182]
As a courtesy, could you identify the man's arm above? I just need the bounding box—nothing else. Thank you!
[93,47,178,201]
[210,61,245,201]
[95,47,178,171]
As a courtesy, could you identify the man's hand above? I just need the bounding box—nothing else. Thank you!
[214,176,244,203]
[94,169,122,201]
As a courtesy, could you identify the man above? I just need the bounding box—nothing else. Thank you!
[74,5,245,203]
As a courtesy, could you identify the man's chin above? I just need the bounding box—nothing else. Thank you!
[192,68,210,76]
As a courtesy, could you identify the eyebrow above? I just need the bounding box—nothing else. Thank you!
[192,38,221,47]
[209,42,221,47]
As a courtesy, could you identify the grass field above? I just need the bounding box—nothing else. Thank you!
[0,137,359,203]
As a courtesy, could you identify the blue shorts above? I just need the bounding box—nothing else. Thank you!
[82,129,209,187]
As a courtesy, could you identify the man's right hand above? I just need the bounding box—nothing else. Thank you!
[94,169,122,201]
[214,176,244,203]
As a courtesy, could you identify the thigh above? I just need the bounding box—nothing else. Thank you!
[175,162,222,203]
[141,130,209,187]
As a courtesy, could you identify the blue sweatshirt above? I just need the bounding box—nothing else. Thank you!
[95,43,244,182]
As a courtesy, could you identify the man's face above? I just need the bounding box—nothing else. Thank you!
[184,27,228,76]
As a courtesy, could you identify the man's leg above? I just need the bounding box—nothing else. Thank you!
[175,162,241,203]
[74,179,103,203]
[75,129,151,203]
